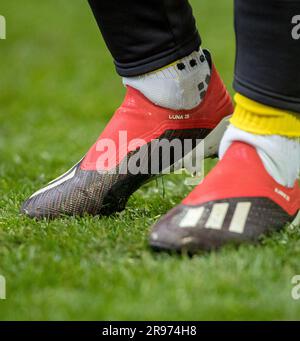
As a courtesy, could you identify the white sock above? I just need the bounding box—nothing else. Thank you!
[219,125,300,188]
[123,48,211,110]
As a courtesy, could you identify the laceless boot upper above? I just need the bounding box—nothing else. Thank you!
[21,61,233,219]
[149,142,300,253]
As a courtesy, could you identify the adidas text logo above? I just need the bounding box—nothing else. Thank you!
[275,188,290,201]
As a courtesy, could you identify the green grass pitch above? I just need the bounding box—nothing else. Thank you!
[0,0,300,320]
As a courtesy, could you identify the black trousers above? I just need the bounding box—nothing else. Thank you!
[88,0,300,113]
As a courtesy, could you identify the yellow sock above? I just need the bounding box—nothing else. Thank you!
[231,93,300,137]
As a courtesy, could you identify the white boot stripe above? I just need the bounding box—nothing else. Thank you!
[30,167,77,199]
[47,158,83,186]
[228,202,252,233]
[179,207,205,228]
[205,203,229,230]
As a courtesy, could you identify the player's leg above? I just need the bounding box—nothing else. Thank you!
[88,0,200,77]
[21,1,233,219]
[150,0,300,252]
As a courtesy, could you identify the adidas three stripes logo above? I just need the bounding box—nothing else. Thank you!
[179,202,252,234]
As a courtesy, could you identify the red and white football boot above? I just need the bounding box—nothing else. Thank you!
[149,142,300,252]
[21,52,233,219]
